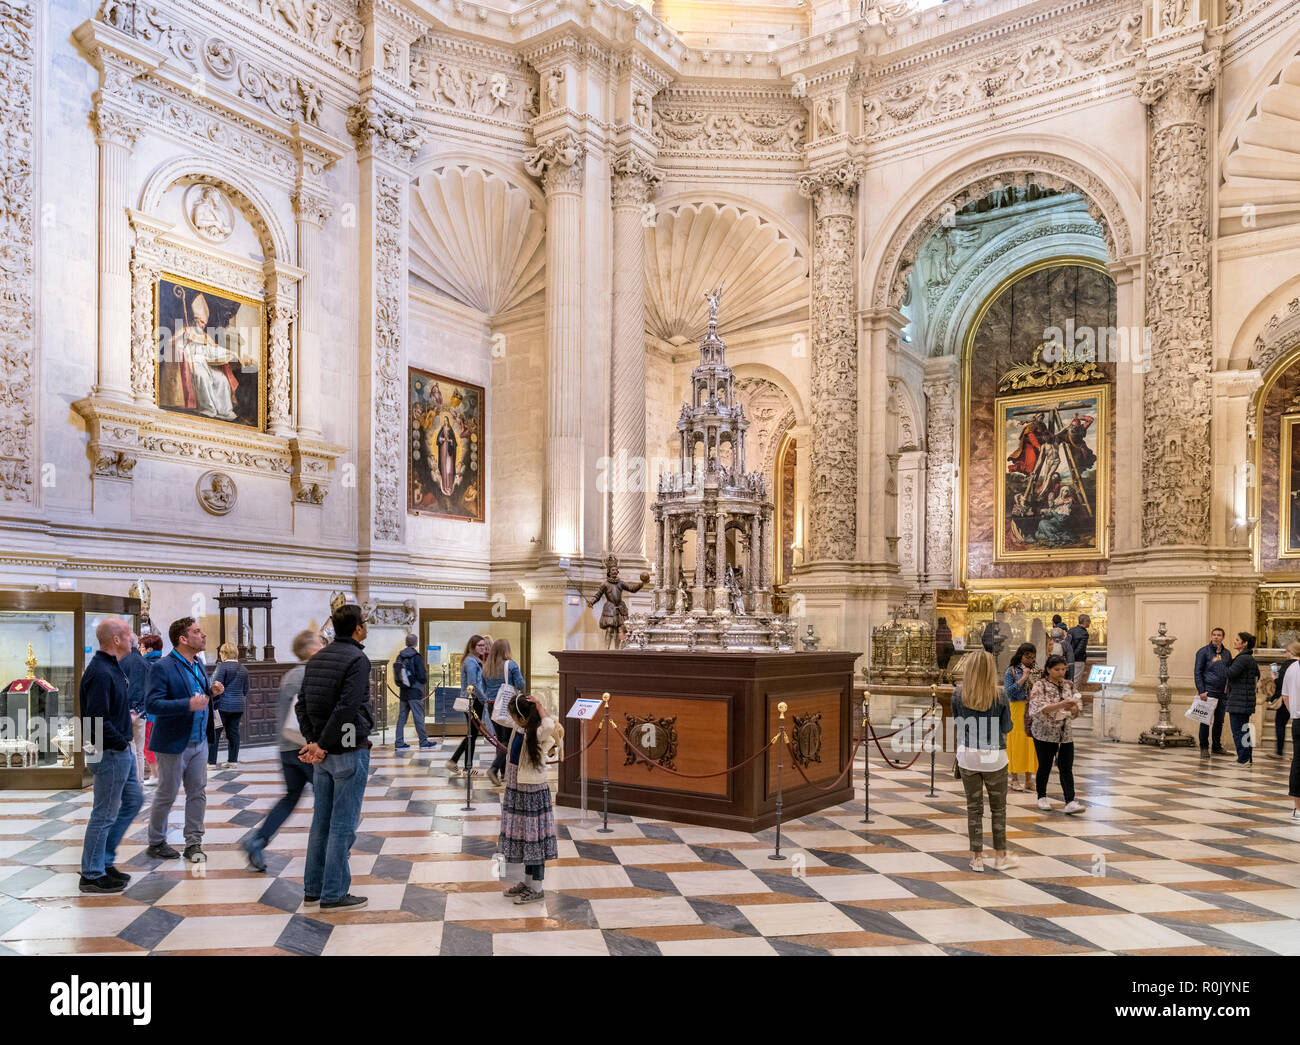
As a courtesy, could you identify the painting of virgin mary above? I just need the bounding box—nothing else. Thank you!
[408,368,484,522]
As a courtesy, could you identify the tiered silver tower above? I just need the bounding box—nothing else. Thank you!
[625,288,794,651]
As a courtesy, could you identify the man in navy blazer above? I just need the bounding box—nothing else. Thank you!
[145,617,224,862]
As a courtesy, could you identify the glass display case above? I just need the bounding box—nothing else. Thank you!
[0,591,140,788]
[418,602,531,736]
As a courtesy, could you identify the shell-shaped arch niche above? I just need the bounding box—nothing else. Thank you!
[644,202,808,345]
[1220,53,1300,235]
[409,164,545,316]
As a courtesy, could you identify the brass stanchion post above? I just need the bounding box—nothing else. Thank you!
[861,691,873,825]
[461,684,475,812]
[597,692,613,834]
[769,701,788,861]
[927,682,938,798]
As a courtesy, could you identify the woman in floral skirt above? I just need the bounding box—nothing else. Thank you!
[498,692,563,906]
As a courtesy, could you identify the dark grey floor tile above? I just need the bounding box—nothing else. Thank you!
[260,876,308,912]
[401,885,447,920]
[118,906,183,951]
[686,898,759,935]
[602,930,661,955]
[833,904,928,941]
[275,913,332,956]
[371,855,414,882]
[622,865,679,894]
[439,923,493,956]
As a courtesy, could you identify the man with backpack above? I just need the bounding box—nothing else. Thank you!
[394,633,432,749]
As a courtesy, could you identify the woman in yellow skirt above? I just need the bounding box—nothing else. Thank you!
[1003,642,1040,791]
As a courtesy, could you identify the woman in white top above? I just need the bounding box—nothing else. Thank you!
[949,650,1018,873]
[1281,647,1300,824]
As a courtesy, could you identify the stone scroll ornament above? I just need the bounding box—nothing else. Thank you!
[1138,53,1217,548]
[798,161,864,563]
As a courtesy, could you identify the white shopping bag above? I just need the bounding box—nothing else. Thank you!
[1184,694,1217,725]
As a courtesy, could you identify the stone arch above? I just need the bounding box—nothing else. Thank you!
[888,376,923,452]
[730,361,808,427]
[1231,276,1300,376]
[138,156,290,262]
[863,136,1139,312]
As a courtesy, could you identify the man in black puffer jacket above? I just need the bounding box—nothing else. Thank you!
[296,603,373,912]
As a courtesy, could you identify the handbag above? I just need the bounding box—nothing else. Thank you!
[492,661,520,727]
[1185,694,1218,725]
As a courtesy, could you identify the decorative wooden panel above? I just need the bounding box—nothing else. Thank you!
[765,689,843,796]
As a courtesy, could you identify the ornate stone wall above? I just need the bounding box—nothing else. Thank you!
[0,0,34,505]
[1139,53,1218,548]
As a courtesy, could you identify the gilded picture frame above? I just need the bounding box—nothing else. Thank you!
[1280,415,1300,558]
[994,384,1109,562]
[154,272,267,432]
[408,368,485,522]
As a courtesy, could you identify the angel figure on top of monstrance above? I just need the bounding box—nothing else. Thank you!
[587,554,650,649]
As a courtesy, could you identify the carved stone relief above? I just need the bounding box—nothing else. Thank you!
[798,162,862,562]
[924,376,957,583]
[1139,53,1218,548]
[347,99,423,166]
[413,50,538,124]
[369,173,406,542]
[197,470,238,514]
[0,0,35,503]
[523,133,586,195]
[652,96,807,156]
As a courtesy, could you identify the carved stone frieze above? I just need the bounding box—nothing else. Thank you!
[610,149,662,208]
[799,162,863,562]
[266,303,296,431]
[864,10,1143,139]
[369,174,405,542]
[524,133,586,195]
[923,376,957,582]
[0,0,35,504]
[348,99,423,165]
[1250,296,1300,378]
[362,598,418,628]
[413,52,539,125]
[651,98,807,156]
[1138,53,1218,548]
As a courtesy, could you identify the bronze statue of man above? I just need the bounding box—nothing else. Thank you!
[588,555,650,649]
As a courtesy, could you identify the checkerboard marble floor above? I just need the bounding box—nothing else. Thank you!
[1,735,1297,955]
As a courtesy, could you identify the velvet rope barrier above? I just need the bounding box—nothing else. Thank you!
[867,717,939,770]
[467,706,606,764]
[608,717,781,779]
[786,731,868,792]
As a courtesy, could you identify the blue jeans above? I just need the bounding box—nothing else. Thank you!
[395,697,428,745]
[248,751,314,853]
[1229,711,1253,764]
[81,748,143,878]
[304,747,370,902]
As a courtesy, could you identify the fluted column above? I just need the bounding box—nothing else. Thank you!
[292,186,333,439]
[1137,52,1218,548]
[797,160,863,564]
[525,134,587,557]
[91,107,142,403]
[610,150,662,561]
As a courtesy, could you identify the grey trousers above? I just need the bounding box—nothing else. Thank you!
[148,741,208,846]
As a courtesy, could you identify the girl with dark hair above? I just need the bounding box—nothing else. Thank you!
[1225,631,1260,766]
[446,634,488,777]
[482,638,525,788]
[498,692,562,906]
[1027,654,1084,814]
[1004,642,1040,792]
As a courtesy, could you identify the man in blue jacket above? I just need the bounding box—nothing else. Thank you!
[1194,627,1232,756]
[79,617,143,893]
[145,616,224,862]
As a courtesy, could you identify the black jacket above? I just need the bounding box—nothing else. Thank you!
[80,650,132,751]
[297,637,373,753]
[119,648,148,715]
[1224,652,1260,715]
[1194,643,1232,696]
[1066,625,1089,665]
[395,647,427,699]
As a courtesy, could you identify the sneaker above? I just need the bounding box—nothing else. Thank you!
[103,866,131,885]
[445,759,461,776]
[302,896,320,909]
[467,767,483,778]
[1036,797,1053,811]
[513,886,546,905]
[143,776,157,787]
[487,768,503,788]
[968,856,984,873]
[1199,747,1211,757]
[394,743,410,750]
[1063,800,1085,815]
[242,839,267,873]
[320,894,368,911]
[419,742,437,749]
[1211,748,1229,756]
[78,874,126,894]
[146,842,180,860]
[992,855,1021,870]
[220,762,233,769]
[183,844,206,863]
[1009,779,1024,792]
[503,882,528,897]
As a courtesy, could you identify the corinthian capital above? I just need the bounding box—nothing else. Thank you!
[1137,50,1219,108]
[798,159,864,218]
[610,149,663,207]
[90,103,145,148]
[347,98,423,165]
[524,133,587,195]
[292,186,334,228]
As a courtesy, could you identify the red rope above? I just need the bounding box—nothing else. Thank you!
[868,719,938,770]
[786,732,867,792]
[608,718,780,779]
